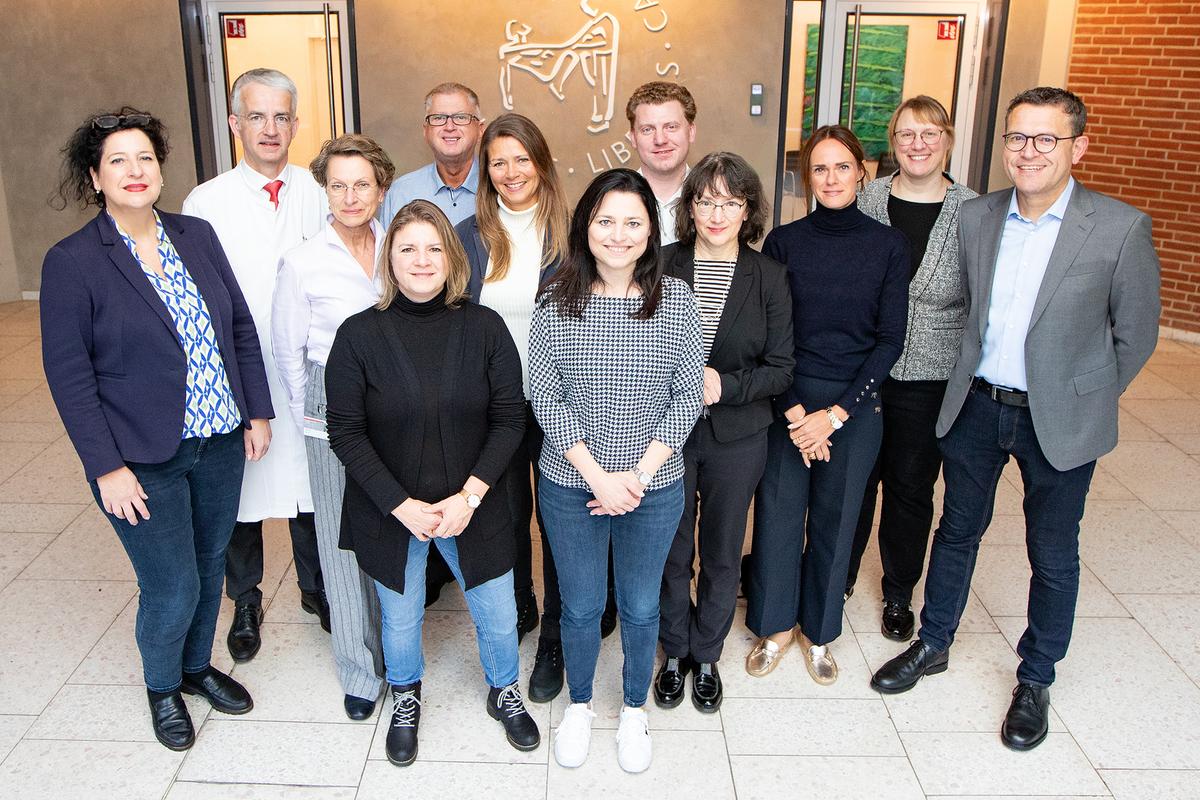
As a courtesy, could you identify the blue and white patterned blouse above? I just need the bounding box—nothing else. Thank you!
[112,212,242,439]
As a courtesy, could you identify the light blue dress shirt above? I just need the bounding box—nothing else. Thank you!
[379,159,480,227]
[976,178,1076,391]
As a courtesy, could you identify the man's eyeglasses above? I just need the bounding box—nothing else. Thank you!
[425,113,479,127]
[326,181,378,199]
[240,113,294,130]
[91,113,152,130]
[1002,132,1078,153]
[693,198,746,217]
[893,129,943,146]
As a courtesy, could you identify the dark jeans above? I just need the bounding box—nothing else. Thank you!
[660,418,767,663]
[918,387,1095,687]
[847,378,947,604]
[90,429,245,692]
[226,512,323,606]
[746,376,882,645]
[539,477,684,707]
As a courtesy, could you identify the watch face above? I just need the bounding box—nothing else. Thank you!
[467,494,481,508]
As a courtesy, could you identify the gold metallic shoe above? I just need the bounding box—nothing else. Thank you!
[798,632,838,685]
[745,633,794,677]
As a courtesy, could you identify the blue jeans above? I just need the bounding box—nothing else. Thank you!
[919,388,1096,687]
[91,430,245,692]
[539,477,684,707]
[374,536,518,688]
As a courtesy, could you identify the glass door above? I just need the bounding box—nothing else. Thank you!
[202,0,355,173]
[817,0,986,183]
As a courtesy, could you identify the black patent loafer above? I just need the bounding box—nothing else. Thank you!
[181,666,253,714]
[344,693,376,720]
[870,640,949,694]
[147,688,194,751]
[881,601,915,641]
[691,661,723,713]
[226,602,264,662]
[1001,683,1050,750]
[653,656,688,709]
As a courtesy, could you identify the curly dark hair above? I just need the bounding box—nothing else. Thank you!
[53,107,169,210]
[675,151,769,245]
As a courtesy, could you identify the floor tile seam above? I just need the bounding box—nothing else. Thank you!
[1106,593,1200,692]
[65,591,139,686]
[1141,505,1200,555]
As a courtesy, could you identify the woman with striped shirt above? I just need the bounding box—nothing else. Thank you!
[655,152,793,713]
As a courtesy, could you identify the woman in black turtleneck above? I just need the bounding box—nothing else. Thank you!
[743,126,908,686]
[324,200,538,767]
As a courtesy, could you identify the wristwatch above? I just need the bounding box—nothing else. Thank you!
[458,489,482,509]
[825,407,844,430]
[631,466,653,487]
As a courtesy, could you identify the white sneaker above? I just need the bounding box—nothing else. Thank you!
[616,705,652,773]
[553,702,595,768]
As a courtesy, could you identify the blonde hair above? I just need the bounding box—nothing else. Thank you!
[309,133,396,190]
[476,113,568,283]
[886,95,956,171]
[376,200,471,310]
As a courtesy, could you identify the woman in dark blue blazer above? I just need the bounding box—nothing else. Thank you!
[42,109,273,751]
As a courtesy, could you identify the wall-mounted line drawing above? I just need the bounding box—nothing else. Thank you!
[498,0,621,134]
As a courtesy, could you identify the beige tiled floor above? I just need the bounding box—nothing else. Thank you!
[0,298,1197,798]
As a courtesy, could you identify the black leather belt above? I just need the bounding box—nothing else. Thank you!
[973,377,1029,407]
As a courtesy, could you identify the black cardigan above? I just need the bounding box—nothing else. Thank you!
[663,242,795,443]
[324,300,525,593]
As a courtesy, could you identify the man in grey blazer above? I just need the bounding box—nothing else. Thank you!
[870,87,1161,751]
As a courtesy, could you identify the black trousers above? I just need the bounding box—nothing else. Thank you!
[225,511,323,606]
[847,378,947,605]
[746,376,882,645]
[660,418,767,663]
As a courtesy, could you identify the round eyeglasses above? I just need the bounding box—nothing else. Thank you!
[1002,132,1079,153]
[893,129,943,147]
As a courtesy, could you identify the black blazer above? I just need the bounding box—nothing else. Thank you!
[40,209,272,480]
[325,301,525,593]
[454,214,559,302]
[663,242,795,443]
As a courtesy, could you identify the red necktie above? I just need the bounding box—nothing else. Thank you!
[263,180,284,209]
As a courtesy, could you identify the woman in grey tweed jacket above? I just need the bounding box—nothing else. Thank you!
[845,96,979,641]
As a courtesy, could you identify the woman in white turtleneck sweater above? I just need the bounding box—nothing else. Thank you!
[455,113,571,702]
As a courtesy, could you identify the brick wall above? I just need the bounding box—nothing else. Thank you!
[1067,0,1200,333]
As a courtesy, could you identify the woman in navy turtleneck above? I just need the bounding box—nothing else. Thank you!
[743,126,908,685]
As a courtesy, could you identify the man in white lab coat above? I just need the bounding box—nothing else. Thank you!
[183,68,328,662]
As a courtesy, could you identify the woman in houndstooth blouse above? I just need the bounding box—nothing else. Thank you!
[529,169,703,773]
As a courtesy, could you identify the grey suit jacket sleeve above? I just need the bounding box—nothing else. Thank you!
[1110,212,1161,392]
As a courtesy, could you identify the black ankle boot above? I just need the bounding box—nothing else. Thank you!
[515,588,540,644]
[487,682,541,751]
[300,589,332,633]
[600,590,618,639]
[528,637,564,703]
[386,682,421,766]
[147,688,194,751]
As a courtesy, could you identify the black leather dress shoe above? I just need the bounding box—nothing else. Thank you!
[181,666,253,714]
[344,694,376,720]
[1001,683,1050,750]
[870,640,949,694]
[528,637,564,703]
[516,588,540,644]
[653,656,689,709]
[487,682,541,751]
[147,689,194,751]
[386,682,421,766]
[691,661,723,713]
[300,589,332,633]
[881,601,915,641]
[600,591,618,639]
[227,602,264,662]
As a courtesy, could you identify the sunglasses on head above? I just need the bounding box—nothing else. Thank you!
[91,113,152,130]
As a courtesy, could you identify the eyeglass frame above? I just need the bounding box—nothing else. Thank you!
[424,113,480,127]
[893,128,944,146]
[1001,131,1080,154]
[91,113,152,130]
[325,180,380,200]
[239,112,295,130]
[692,198,747,217]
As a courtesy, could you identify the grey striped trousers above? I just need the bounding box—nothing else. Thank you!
[305,362,385,700]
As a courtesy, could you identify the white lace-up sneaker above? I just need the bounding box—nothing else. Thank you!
[553,702,595,768]
[616,705,652,773]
